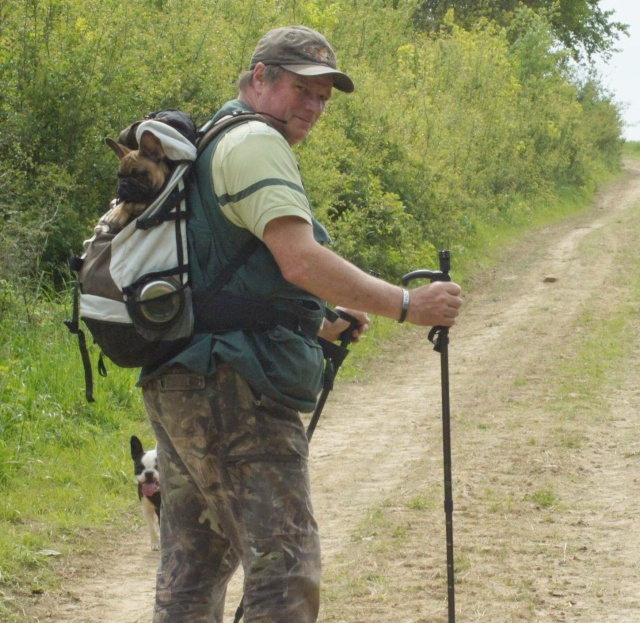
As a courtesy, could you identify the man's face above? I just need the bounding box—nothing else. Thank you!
[255,67,333,146]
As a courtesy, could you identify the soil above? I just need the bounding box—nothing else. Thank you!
[20,160,640,622]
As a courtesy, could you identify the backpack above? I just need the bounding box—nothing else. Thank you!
[65,109,266,402]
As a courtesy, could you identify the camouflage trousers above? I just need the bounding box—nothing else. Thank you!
[142,364,321,623]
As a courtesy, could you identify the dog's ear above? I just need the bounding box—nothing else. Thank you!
[138,131,166,163]
[105,137,131,161]
[130,435,144,460]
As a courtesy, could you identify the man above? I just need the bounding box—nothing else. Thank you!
[141,25,462,623]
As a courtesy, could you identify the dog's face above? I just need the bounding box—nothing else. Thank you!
[104,131,170,227]
[130,435,160,499]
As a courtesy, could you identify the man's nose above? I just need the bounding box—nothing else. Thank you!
[305,95,326,116]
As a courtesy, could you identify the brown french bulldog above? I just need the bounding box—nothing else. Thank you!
[103,131,170,229]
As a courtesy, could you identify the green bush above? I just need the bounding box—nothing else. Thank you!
[0,0,625,286]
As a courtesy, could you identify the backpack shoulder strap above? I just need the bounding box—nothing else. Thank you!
[196,112,268,156]
[190,111,269,293]
[185,112,266,329]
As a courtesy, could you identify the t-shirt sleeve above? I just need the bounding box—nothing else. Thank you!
[211,122,313,239]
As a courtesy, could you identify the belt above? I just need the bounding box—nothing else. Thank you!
[193,292,322,340]
[274,311,320,339]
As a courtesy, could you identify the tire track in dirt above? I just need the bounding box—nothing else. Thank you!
[445,161,640,623]
[313,159,640,622]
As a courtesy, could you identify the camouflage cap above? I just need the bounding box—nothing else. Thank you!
[249,25,355,93]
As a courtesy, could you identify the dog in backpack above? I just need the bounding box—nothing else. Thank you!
[104,131,170,229]
[130,435,161,550]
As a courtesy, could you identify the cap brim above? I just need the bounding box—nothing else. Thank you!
[281,64,355,93]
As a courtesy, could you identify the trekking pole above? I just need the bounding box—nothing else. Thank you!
[306,309,360,441]
[232,309,359,623]
[402,250,456,623]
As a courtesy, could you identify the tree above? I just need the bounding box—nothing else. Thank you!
[412,0,628,62]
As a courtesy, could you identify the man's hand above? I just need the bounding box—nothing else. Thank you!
[318,308,370,343]
[405,282,462,327]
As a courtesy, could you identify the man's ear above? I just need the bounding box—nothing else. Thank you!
[252,62,267,91]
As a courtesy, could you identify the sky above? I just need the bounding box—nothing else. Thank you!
[595,0,640,141]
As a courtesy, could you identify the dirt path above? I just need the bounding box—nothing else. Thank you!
[27,160,640,622]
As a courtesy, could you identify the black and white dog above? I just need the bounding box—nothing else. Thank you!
[130,435,161,550]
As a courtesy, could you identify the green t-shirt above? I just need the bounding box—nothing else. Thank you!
[212,115,314,238]
[139,101,330,413]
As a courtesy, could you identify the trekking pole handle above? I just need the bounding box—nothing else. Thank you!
[402,251,452,352]
[335,309,360,348]
[402,250,451,286]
